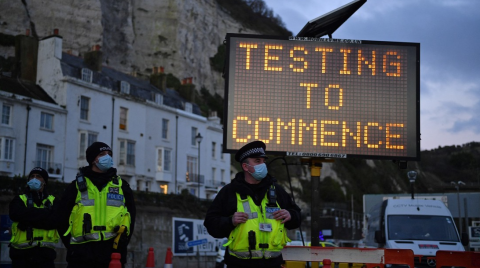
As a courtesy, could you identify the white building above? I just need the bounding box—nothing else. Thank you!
[0,32,230,198]
[0,76,67,181]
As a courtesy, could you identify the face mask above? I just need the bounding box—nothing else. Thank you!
[27,178,43,191]
[96,154,113,172]
[247,163,268,181]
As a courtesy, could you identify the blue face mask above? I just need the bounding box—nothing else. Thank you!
[247,163,268,181]
[96,154,113,172]
[27,178,43,191]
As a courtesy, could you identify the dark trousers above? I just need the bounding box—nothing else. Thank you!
[67,263,125,268]
[227,265,281,268]
[12,259,55,268]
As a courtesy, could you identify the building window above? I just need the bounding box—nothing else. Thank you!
[185,102,192,113]
[160,184,168,194]
[155,93,163,105]
[0,137,15,160]
[120,81,130,94]
[221,169,225,183]
[119,139,135,166]
[162,119,169,139]
[187,155,198,182]
[79,131,98,159]
[212,167,216,182]
[136,180,142,191]
[191,127,198,146]
[220,144,224,160]
[1,103,12,125]
[81,68,93,83]
[119,107,128,130]
[212,142,216,159]
[36,144,53,170]
[40,112,54,130]
[80,96,90,121]
[145,181,149,192]
[157,147,172,172]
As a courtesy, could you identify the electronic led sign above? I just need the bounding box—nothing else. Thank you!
[223,34,420,160]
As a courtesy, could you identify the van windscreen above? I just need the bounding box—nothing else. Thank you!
[387,215,459,242]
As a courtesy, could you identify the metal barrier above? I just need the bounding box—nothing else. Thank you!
[435,250,480,268]
[282,246,414,268]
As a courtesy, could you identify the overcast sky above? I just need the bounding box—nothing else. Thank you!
[262,0,480,150]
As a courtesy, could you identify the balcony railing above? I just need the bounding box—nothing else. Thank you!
[205,180,225,188]
[186,174,204,184]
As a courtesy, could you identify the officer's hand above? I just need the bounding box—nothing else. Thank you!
[273,209,291,224]
[232,212,249,226]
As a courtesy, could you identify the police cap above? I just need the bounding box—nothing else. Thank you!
[235,141,268,162]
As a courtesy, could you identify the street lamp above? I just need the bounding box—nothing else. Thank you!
[195,133,203,199]
[407,170,417,199]
[451,181,465,234]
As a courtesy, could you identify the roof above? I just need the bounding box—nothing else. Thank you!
[0,73,56,104]
[60,53,202,115]
[296,0,367,38]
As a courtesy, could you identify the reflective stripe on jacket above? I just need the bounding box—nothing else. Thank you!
[63,176,131,244]
[10,195,59,249]
[223,190,291,259]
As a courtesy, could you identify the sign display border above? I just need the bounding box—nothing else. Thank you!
[222,33,420,161]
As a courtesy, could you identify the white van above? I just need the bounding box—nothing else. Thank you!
[367,198,467,267]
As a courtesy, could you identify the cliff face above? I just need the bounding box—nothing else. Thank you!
[0,0,259,96]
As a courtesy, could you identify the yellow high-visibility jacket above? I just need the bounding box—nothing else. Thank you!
[64,176,131,244]
[223,192,290,259]
[10,195,59,249]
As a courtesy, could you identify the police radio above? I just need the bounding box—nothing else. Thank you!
[76,170,87,192]
[83,213,92,234]
[267,185,277,207]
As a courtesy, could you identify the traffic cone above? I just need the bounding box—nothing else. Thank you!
[109,253,122,268]
[146,247,155,268]
[323,259,332,268]
[164,247,173,268]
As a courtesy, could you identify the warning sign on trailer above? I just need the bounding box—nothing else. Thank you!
[223,34,420,161]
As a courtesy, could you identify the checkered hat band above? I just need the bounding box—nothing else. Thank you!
[240,147,265,161]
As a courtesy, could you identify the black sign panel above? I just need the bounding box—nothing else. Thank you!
[223,34,420,160]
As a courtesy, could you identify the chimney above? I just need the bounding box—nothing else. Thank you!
[14,30,39,82]
[178,78,196,102]
[53,29,59,35]
[150,66,166,93]
[83,44,103,71]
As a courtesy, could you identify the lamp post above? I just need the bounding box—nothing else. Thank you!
[451,181,465,234]
[195,133,203,199]
[407,170,417,199]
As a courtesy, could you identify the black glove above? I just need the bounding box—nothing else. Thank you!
[17,221,28,231]
[113,225,128,238]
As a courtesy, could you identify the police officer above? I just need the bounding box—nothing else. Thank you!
[56,142,136,268]
[204,141,301,268]
[9,167,58,268]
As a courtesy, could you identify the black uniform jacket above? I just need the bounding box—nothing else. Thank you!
[56,166,136,266]
[9,190,57,262]
[204,172,301,268]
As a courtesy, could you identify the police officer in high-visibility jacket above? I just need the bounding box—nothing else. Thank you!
[9,167,58,268]
[56,142,136,268]
[204,141,301,268]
